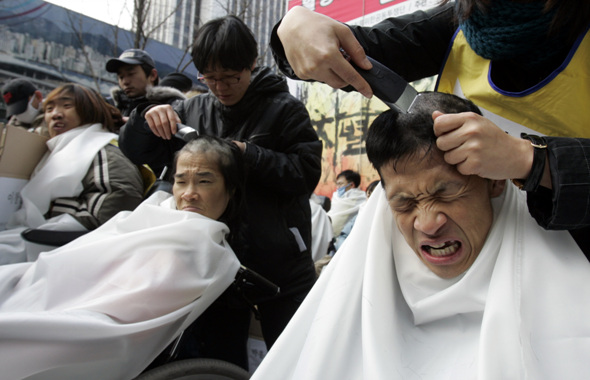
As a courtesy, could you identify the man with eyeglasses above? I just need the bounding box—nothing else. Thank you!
[119,15,322,372]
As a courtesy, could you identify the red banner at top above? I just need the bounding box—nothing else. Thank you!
[287,0,411,22]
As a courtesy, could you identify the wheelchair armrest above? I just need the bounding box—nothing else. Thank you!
[145,179,173,198]
[21,228,88,247]
[233,265,280,297]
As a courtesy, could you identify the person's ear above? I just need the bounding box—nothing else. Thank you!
[489,179,506,198]
[32,90,43,108]
[149,69,158,84]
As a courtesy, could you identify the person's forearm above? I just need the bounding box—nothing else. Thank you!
[349,3,456,81]
[270,3,456,86]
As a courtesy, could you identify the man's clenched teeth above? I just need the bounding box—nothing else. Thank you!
[423,241,460,257]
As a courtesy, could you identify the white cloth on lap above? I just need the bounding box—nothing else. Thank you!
[0,124,115,264]
[252,183,590,380]
[0,191,241,380]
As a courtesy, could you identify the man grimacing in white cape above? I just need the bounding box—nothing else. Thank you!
[251,92,590,380]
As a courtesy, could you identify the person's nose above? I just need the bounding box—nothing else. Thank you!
[50,106,63,119]
[181,183,199,200]
[414,206,447,237]
[213,80,230,89]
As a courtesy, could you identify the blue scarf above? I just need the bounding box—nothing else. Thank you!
[459,0,566,67]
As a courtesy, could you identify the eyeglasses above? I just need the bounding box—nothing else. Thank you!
[198,75,241,86]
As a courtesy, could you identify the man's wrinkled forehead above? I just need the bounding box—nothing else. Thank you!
[386,147,445,175]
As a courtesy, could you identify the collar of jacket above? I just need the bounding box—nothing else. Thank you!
[212,66,289,114]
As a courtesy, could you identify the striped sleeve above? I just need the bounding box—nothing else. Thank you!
[48,145,144,230]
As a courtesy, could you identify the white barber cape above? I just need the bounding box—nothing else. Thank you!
[309,198,333,262]
[252,183,590,380]
[0,124,115,264]
[0,192,241,380]
[327,188,366,236]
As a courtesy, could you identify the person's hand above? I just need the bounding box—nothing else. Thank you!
[232,140,246,153]
[144,104,181,140]
[277,6,374,98]
[433,111,534,181]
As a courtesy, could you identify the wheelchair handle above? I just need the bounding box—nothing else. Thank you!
[234,265,280,297]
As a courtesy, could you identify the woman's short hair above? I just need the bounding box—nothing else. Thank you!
[173,135,244,236]
[44,83,123,132]
[191,15,258,73]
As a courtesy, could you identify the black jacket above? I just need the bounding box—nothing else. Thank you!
[526,137,590,258]
[120,67,322,292]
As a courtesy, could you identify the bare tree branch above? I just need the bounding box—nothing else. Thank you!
[133,0,188,50]
[64,10,101,92]
[133,0,147,48]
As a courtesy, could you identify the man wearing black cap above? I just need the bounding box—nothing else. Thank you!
[105,49,160,118]
[2,78,44,131]
[106,49,188,131]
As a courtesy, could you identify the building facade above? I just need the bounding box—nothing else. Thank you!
[146,0,199,52]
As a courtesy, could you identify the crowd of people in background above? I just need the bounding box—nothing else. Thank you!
[1,0,590,378]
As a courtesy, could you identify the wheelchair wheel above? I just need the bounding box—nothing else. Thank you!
[134,358,251,380]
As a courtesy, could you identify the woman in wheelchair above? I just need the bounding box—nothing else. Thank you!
[0,83,145,264]
[0,135,247,380]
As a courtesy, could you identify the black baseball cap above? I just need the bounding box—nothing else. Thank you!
[160,72,193,93]
[106,49,156,73]
[2,78,37,118]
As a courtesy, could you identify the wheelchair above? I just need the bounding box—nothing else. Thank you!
[133,265,279,380]
[133,358,251,380]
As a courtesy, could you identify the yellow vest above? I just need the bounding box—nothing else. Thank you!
[437,28,590,138]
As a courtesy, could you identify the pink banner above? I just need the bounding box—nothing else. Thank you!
[288,0,410,22]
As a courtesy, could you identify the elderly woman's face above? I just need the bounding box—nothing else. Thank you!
[44,94,82,138]
[173,151,231,220]
[380,151,505,279]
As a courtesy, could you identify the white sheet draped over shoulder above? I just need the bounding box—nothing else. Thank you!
[0,192,241,380]
[0,124,116,265]
[10,123,116,229]
[327,188,366,236]
[309,199,333,261]
[252,184,590,380]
